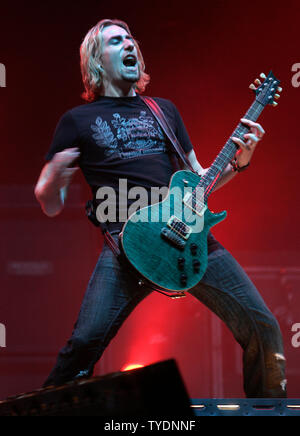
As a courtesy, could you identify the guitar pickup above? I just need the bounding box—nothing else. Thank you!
[183,192,207,217]
[167,216,192,240]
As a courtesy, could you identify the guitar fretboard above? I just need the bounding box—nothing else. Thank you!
[196,100,265,202]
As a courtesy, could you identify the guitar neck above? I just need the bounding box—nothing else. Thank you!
[199,100,265,201]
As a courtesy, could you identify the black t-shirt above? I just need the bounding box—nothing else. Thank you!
[46,94,222,252]
[46,95,193,232]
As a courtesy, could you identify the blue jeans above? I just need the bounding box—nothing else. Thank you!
[44,234,287,398]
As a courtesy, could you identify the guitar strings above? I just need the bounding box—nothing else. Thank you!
[179,101,264,230]
[170,78,277,236]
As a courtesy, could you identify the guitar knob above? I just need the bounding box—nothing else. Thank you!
[190,243,198,256]
[178,257,185,270]
[193,259,201,273]
[180,273,188,286]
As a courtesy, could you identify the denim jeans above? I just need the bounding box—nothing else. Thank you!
[43,233,287,398]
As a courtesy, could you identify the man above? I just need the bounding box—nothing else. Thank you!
[35,19,287,397]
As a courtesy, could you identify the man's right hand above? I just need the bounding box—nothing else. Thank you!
[49,147,81,190]
[34,147,81,217]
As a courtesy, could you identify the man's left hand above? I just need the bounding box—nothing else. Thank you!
[231,118,265,167]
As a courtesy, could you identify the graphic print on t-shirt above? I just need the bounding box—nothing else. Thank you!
[90,110,167,159]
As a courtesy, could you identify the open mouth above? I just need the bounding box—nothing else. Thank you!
[123,55,137,68]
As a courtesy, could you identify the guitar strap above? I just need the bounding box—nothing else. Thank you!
[88,96,194,298]
[140,96,195,173]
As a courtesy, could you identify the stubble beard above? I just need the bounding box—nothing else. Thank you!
[121,64,140,84]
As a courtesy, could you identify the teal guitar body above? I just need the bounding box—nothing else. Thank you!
[121,170,227,292]
[120,71,281,292]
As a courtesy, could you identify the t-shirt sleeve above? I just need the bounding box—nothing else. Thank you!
[45,111,79,161]
[171,102,194,154]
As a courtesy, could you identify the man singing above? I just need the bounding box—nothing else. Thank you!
[35,19,286,397]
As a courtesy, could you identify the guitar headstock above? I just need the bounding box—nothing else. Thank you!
[249,71,282,107]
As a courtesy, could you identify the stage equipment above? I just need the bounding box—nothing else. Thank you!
[0,359,193,416]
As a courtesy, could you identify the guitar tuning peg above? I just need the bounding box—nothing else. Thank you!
[274,94,280,99]
[260,73,267,79]
[272,101,278,107]
[277,86,283,92]
[254,79,261,85]
[249,83,256,91]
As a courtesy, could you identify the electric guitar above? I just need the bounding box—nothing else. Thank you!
[120,71,282,292]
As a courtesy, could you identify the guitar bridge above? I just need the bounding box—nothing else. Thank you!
[160,227,186,250]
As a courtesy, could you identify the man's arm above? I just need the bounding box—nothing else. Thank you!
[34,147,80,217]
[186,118,265,191]
[185,149,206,176]
[186,149,236,191]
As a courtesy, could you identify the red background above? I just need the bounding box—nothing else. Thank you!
[0,0,299,399]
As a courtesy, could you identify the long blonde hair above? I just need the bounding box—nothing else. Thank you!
[80,19,150,102]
